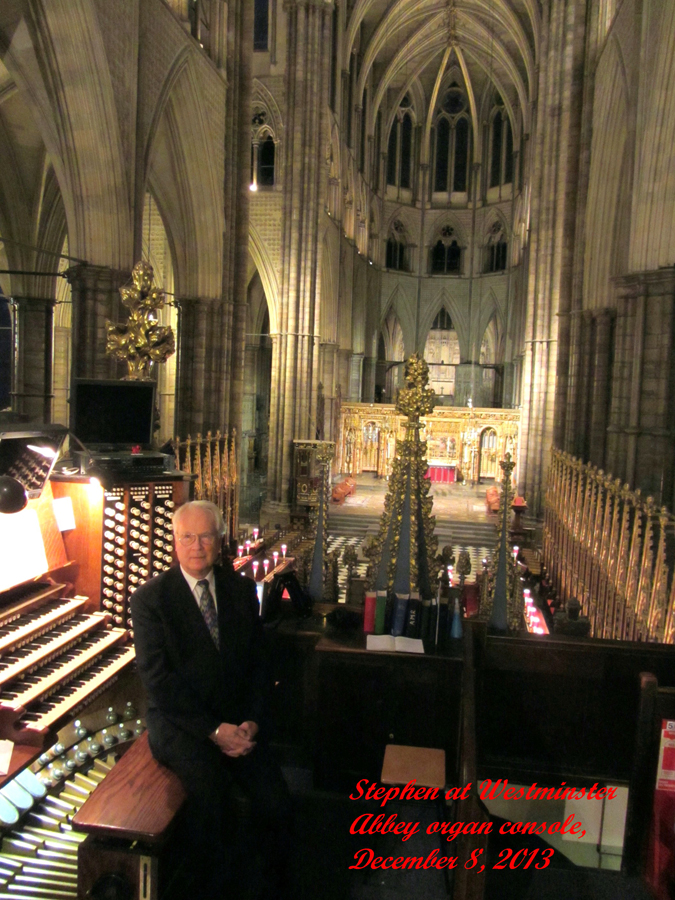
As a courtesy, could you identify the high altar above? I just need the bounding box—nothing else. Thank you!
[335,404,521,483]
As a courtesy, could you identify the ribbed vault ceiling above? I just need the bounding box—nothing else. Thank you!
[347,0,539,147]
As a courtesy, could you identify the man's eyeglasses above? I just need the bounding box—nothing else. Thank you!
[176,532,219,547]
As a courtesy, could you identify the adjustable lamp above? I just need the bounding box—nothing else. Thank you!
[0,476,27,514]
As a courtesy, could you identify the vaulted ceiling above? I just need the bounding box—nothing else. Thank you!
[345,0,539,153]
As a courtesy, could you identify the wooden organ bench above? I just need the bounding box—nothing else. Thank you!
[73,731,186,900]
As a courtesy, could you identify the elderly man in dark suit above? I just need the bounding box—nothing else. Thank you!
[130,500,290,899]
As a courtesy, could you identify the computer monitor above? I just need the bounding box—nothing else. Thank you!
[70,379,156,450]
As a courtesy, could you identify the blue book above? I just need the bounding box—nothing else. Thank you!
[391,593,409,637]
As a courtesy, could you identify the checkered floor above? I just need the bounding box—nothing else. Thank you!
[326,535,368,603]
[327,534,492,602]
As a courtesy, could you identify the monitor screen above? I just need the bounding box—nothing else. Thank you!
[70,379,156,449]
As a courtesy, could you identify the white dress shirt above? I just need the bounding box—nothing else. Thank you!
[180,566,218,614]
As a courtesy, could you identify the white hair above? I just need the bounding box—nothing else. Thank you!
[172,500,226,536]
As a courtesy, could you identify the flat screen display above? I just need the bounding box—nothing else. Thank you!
[70,379,156,449]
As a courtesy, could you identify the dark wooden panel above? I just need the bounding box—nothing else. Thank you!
[313,635,463,792]
[477,634,675,785]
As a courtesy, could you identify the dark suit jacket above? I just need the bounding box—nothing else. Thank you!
[130,564,269,753]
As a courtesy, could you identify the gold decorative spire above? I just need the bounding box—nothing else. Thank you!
[369,354,438,598]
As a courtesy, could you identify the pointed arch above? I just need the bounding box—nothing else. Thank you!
[382,283,416,358]
[420,289,469,360]
[423,300,461,403]
[146,56,224,300]
[251,78,284,138]
[0,2,132,265]
[248,222,279,335]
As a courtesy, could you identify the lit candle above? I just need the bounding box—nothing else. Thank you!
[237,545,244,558]
[245,539,251,555]
[252,560,259,581]
[512,545,519,560]
[281,544,287,558]
[447,565,453,586]
[263,558,269,576]
[253,527,259,542]
[273,551,279,567]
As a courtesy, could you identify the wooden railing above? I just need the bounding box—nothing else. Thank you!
[173,430,239,543]
[543,449,675,641]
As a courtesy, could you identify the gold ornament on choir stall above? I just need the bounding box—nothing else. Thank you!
[172,430,240,545]
[543,449,675,644]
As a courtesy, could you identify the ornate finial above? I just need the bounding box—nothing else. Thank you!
[500,451,516,478]
[106,260,175,380]
[396,354,436,423]
[315,442,335,467]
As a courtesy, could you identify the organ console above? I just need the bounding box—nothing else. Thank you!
[0,460,191,897]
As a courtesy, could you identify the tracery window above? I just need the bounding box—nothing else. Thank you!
[258,136,275,186]
[489,98,514,188]
[254,0,269,52]
[250,110,276,189]
[386,96,414,190]
[430,226,461,274]
[386,220,408,271]
[485,221,508,272]
[424,307,460,400]
[433,85,471,194]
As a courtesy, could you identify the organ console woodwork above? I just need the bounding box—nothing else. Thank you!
[0,466,192,896]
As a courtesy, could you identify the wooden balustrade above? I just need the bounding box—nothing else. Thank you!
[543,450,675,642]
[173,430,239,543]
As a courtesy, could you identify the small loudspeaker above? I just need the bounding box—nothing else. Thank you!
[78,836,159,900]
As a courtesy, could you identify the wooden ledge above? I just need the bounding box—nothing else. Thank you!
[72,732,185,844]
[381,744,446,789]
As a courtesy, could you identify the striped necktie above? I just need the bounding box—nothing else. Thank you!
[196,579,219,649]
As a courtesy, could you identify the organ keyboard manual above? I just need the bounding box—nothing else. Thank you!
[0,468,191,753]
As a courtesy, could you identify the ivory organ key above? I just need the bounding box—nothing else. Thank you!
[0,629,127,712]
[0,598,86,656]
[0,584,67,631]
[0,613,111,687]
[17,645,136,738]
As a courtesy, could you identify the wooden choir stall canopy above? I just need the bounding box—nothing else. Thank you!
[334,403,520,483]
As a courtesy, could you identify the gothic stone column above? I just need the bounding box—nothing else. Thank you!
[11,297,55,422]
[175,297,234,437]
[267,0,333,505]
[66,264,131,381]
[588,308,614,466]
